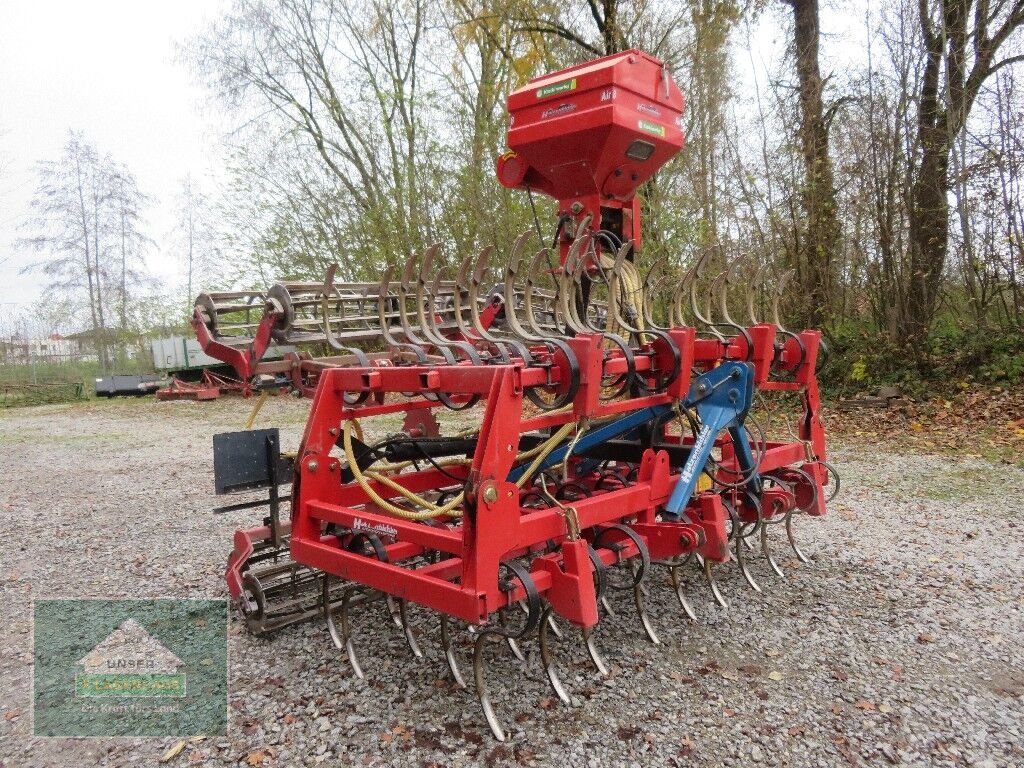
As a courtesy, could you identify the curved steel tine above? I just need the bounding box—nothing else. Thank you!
[469,246,500,341]
[760,523,786,578]
[341,587,365,679]
[735,527,763,593]
[525,248,561,340]
[582,626,610,676]
[669,562,698,621]
[519,597,562,639]
[498,608,527,662]
[538,606,573,705]
[609,241,644,335]
[414,245,446,346]
[396,251,428,346]
[786,512,810,564]
[440,614,467,689]
[642,256,669,330]
[630,561,660,645]
[386,595,404,628]
[470,246,533,362]
[702,558,729,609]
[473,631,508,742]
[397,599,423,658]
[324,574,345,648]
[747,263,771,326]
[772,268,796,334]
[689,250,727,342]
[718,255,748,329]
[321,263,347,352]
[600,595,616,618]
[547,612,564,639]
[377,266,405,349]
[558,232,592,335]
[504,231,544,343]
[418,249,481,365]
[452,253,484,342]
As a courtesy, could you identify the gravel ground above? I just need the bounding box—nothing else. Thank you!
[1,396,1022,767]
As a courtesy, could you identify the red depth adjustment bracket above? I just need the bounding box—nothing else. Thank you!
[496,49,685,263]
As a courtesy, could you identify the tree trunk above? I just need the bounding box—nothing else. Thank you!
[785,0,841,329]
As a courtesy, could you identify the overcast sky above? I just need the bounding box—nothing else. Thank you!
[0,0,226,315]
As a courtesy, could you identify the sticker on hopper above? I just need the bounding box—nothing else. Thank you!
[638,119,666,137]
[541,103,577,119]
[536,78,577,99]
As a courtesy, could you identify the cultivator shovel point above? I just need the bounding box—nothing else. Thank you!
[193,48,838,739]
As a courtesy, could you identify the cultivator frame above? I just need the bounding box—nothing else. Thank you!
[194,48,837,740]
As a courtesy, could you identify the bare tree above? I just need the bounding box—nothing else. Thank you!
[174,174,220,312]
[18,132,148,371]
[779,0,843,329]
[905,0,1024,342]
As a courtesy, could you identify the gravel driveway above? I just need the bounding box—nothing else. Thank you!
[1,397,1022,767]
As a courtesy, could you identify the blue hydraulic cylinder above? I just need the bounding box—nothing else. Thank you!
[663,362,756,517]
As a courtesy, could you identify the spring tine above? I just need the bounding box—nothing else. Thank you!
[473,631,508,742]
[747,263,770,326]
[632,565,660,645]
[324,574,344,648]
[498,608,527,662]
[671,260,699,329]
[601,595,616,618]
[538,607,573,705]
[772,268,796,334]
[452,254,483,341]
[786,512,811,564]
[558,232,592,335]
[504,232,544,343]
[669,563,699,621]
[688,252,727,342]
[440,614,467,689]
[414,245,444,346]
[642,257,669,330]
[760,523,786,578]
[396,252,428,347]
[525,248,560,339]
[702,558,729,608]
[397,599,423,658]
[377,266,403,348]
[582,626,610,676]
[341,587,365,679]
[320,263,345,351]
[735,527,763,593]
[718,255,747,329]
[547,611,564,639]
[386,595,404,628]
[609,241,644,335]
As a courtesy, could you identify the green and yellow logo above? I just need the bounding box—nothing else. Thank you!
[536,78,577,99]
[638,119,666,137]
[75,619,187,698]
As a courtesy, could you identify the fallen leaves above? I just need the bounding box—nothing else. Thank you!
[245,751,267,767]
[160,741,186,763]
[767,671,783,681]
[917,632,936,644]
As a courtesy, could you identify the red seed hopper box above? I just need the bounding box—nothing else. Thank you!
[497,49,685,204]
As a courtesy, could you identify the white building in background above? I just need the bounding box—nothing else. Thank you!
[0,334,97,364]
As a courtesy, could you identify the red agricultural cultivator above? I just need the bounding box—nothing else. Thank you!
[194,50,839,739]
